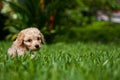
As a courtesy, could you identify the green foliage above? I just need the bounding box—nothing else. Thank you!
[78,0,120,10]
[3,0,76,40]
[2,0,120,43]
[54,22,120,43]
[4,0,45,39]
[1,42,120,80]
[65,0,120,27]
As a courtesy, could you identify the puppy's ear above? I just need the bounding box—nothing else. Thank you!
[40,33,45,44]
[15,31,24,47]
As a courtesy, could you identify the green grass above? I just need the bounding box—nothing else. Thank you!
[0,41,120,80]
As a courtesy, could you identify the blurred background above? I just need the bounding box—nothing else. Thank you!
[0,0,120,44]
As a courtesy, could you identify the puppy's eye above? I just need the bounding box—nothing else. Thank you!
[37,37,41,40]
[27,39,32,42]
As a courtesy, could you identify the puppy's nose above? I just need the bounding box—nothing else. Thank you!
[35,45,39,49]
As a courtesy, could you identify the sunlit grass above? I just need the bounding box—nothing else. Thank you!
[0,41,120,80]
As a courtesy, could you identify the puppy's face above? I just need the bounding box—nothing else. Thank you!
[17,28,44,51]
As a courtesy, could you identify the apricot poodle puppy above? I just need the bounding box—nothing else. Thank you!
[8,27,45,57]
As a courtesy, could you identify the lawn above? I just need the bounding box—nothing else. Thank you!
[0,41,120,80]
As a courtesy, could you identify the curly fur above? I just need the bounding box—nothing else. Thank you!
[8,27,45,57]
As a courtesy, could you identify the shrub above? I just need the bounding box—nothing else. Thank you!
[53,22,120,43]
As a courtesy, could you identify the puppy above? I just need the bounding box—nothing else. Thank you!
[8,27,45,57]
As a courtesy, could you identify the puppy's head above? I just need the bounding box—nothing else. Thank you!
[15,28,45,51]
